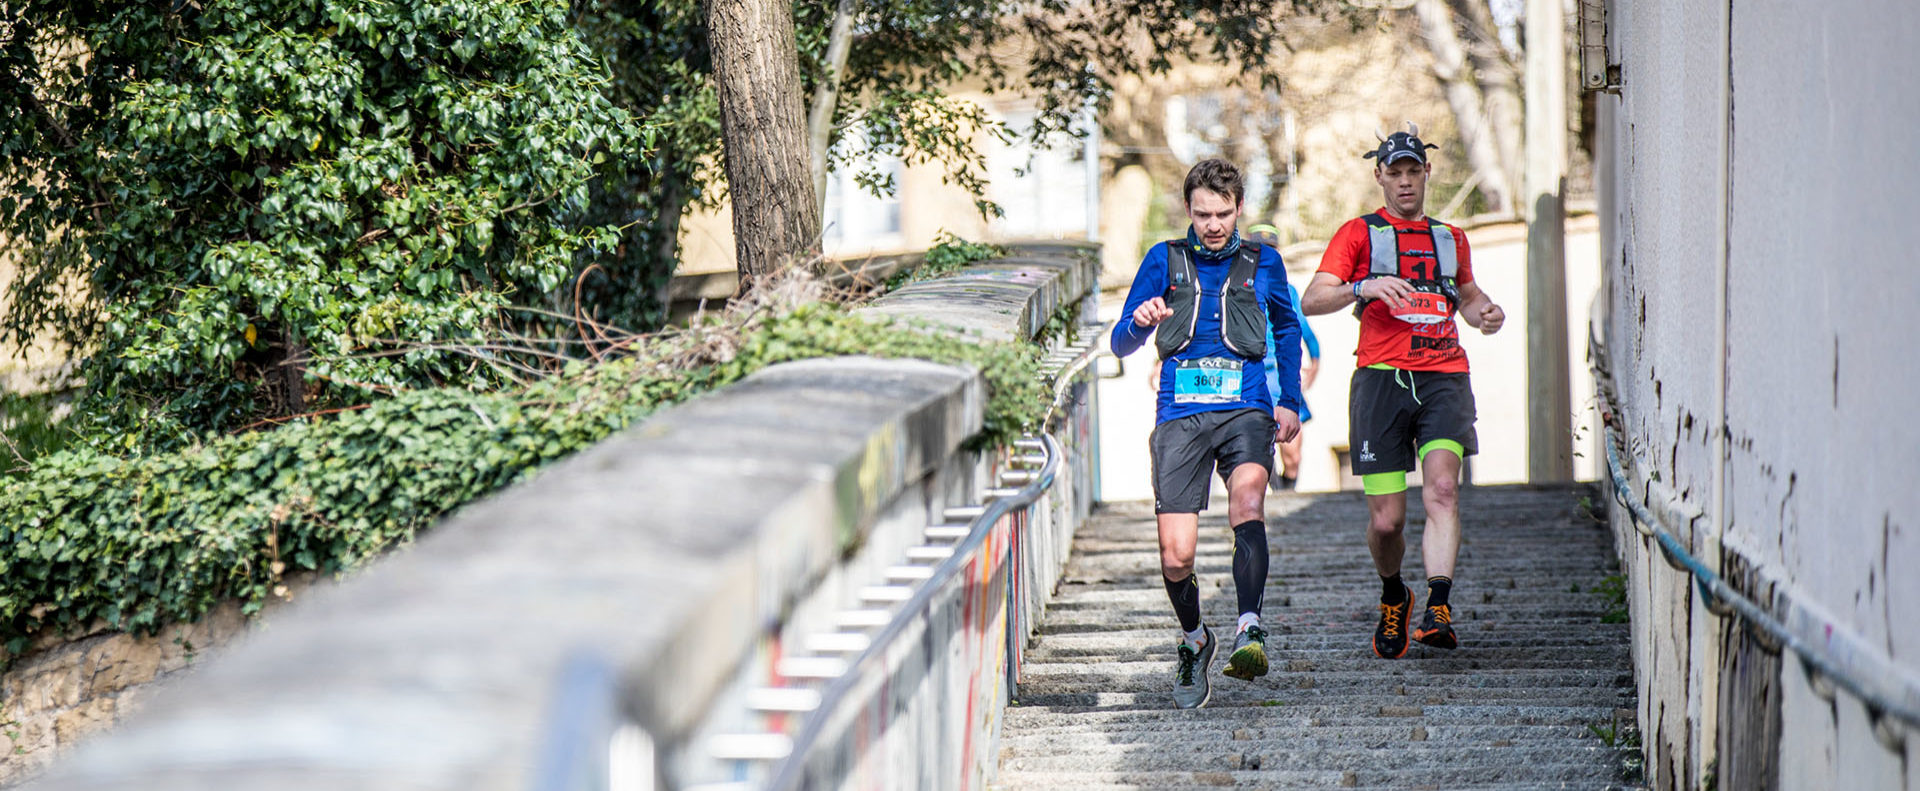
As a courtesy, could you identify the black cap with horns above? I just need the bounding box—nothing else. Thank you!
[1363,121,1439,165]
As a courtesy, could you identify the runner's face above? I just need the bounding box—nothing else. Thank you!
[1375,160,1430,220]
[1185,188,1242,251]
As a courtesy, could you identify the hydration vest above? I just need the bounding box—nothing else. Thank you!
[1155,241,1268,360]
[1352,213,1461,323]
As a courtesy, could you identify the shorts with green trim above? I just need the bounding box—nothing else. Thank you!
[1348,366,1478,477]
[1149,407,1276,514]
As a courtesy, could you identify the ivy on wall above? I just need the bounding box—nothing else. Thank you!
[884,232,1006,291]
[0,304,1044,655]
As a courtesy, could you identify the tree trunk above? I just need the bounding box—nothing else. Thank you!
[705,0,820,290]
[269,328,306,417]
[809,0,858,220]
[651,174,687,322]
[1412,0,1511,216]
[1450,0,1524,215]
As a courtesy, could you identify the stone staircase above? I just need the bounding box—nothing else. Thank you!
[996,484,1642,790]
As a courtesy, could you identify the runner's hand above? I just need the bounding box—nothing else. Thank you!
[1273,407,1301,443]
[1358,277,1414,308]
[1132,297,1174,328]
[1477,303,1506,335]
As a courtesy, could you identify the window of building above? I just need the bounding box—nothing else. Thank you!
[822,146,904,257]
[987,109,1091,240]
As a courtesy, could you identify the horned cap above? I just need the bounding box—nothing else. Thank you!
[1363,120,1438,164]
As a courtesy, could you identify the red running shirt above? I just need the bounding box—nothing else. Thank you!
[1316,211,1475,373]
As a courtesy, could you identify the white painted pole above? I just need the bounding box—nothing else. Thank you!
[1084,105,1101,243]
[1524,0,1573,482]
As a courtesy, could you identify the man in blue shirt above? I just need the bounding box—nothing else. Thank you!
[1251,224,1322,492]
[1110,159,1304,708]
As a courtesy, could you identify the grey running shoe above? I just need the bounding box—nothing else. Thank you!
[1223,624,1269,680]
[1171,625,1216,709]
[1267,468,1297,492]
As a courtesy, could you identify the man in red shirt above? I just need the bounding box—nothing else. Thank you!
[1300,125,1507,658]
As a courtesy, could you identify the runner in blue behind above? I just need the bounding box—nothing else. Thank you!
[1109,158,1304,709]
[1250,223,1323,492]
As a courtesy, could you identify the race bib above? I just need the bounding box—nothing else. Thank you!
[1173,357,1243,403]
[1389,289,1454,325]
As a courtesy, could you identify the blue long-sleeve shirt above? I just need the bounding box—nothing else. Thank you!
[1110,242,1303,424]
[1290,282,1320,361]
[1264,282,1318,422]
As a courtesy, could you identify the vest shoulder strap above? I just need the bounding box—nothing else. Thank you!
[1231,241,1263,284]
[1166,240,1193,277]
[1360,213,1398,278]
[1429,222,1459,279]
[1163,240,1197,293]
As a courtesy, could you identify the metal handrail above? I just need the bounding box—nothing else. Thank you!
[1592,356,1920,748]
[760,318,1102,790]
[1044,320,1114,423]
[762,432,1063,791]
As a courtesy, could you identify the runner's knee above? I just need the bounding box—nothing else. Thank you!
[1227,486,1264,522]
[1422,474,1459,510]
[1159,549,1195,579]
[1368,510,1405,538]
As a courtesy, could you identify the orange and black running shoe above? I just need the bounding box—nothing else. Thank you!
[1373,583,1413,659]
[1413,603,1458,650]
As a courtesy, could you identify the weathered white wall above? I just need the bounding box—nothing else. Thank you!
[1599,0,1920,788]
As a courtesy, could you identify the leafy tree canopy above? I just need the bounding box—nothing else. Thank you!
[2,0,1339,448]
[807,0,1344,213]
[578,0,1343,220]
[2,1,642,445]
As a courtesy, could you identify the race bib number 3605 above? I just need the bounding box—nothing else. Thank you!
[1173,357,1243,403]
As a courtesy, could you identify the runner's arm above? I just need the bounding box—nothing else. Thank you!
[1300,271,1357,315]
[1109,245,1169,357]
[1455,280,1506,335]
[1288,283,1321,360]
[1265,261,1304,416]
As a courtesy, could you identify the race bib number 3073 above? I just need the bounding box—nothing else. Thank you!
[1173,357,1243,403]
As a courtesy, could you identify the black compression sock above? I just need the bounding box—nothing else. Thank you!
[1164,573,1202,632]
[1231,520,1269,616]
[1381,574,1408,605]
[1426,576,1453,609]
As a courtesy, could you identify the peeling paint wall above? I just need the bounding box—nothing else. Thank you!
[1598,1,1920,788]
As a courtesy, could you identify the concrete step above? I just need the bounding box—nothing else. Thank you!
[1000,742,1623,774]
[1021,634,1630,661]
[993,763,1634,789]
[1013,690,1632,710]
[1004,702,1625,725]
[995,484,1640,789]
[1013,671,1628,695]
[1002,725,1608,749]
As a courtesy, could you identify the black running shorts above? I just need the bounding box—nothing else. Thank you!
[1347,366,1478,475]
[1149,407,1277,514]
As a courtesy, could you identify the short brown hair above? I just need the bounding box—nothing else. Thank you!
[1183,158,1245,206]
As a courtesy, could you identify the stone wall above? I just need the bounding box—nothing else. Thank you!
[12,243,1101,791]
[1,575,334,783]
[1,580,322,785]
[1,607,242,784]
[1595,1,1920,788]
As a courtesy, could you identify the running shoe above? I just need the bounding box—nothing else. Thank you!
[1223,624,1270,680]
[1267,468,1298,492]
[1373,582,1413,659]
[1172,625,1216,709]
[1413,603,1458,649]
